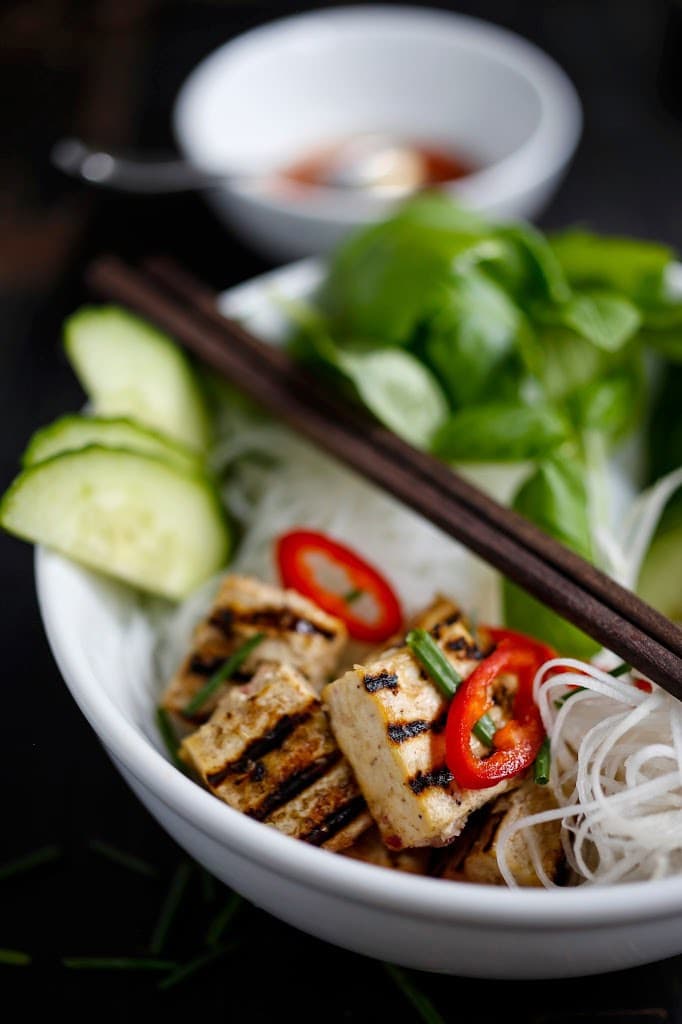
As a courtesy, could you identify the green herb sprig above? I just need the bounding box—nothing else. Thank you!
[533,737,551,785]
[183,633,265,716]
[406,628,462,699]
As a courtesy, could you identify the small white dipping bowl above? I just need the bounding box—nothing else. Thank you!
[173,5,582,260]
[35,259,682,980]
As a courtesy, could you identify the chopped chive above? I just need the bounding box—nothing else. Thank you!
[0,844,61,882]
[183,633,265,716]
[382,964,446,1024]
[63,957,176,972]
[156,708,185,772]
[609,662,631,677]
[200,868,217,905]
[149,862,192,955]
[554,686,586,709]
[0,949,31,966]
[406,629,462,700]
[205,892,243,946]
[533,737,551,785]
[472,712,496,746]
[89,839,158,879]
[344,587,364,604]
[157,943,237,991]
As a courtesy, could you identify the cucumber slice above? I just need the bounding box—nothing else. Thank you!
[23,414,201,472]
[65,306,211,453]
[1,447,230,599]
[637,522,682,623]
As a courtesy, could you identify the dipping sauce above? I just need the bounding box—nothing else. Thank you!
[274,135,474,196]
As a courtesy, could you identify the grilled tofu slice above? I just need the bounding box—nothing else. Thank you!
[181,661,371,851]
[162,574,347,726]
[323,597,513,850]
[344,827,432,875]
[437,780,563,886]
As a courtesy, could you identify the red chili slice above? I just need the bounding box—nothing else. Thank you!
[276,529,403,643]
[445,639,547,790]
[479,626,556,666]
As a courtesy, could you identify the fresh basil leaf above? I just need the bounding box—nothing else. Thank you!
[284,294,449,447]
[321,217,489,345]
[558,292,641,352]
[520,319,642,411]
[424,270,529,407]
[566,364,644,442]
[432,400,571,462]
[496,223,571,304]
[549,229,673,301]
[335,346,449,448]
[394,191,489,234]
[502,457,600,657]
[520,326,605,401]
[639,297,682,329]
[640,328,682,362]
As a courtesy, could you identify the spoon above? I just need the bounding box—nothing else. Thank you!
[50,134,427,196]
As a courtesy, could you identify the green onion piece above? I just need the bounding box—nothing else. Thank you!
[149,862,192,955]
[0,949,31,966]
[156,708,186,772]
[89,839,158,879]
[62,957,176,972]
[344,587,364,604]
[183,633,266,716]
[609,662,631,677]
[205,892,243,947]
[0,844,61,882]
[200,868,217,905]
[472,712,496,746]
[533,737,551,785]
[406,629,462,700]
[382,964,446,1024]
[157,944,237,991]
[554,686,586,708]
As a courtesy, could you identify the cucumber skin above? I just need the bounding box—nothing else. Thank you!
[64,305,212,453]
[22,414,202,471]
[1,445,231,600]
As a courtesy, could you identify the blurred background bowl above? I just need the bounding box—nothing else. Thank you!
[173,4,583,261]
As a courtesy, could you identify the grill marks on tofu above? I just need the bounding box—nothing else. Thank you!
[323,598,513,850]
[181,662,371,851]
[162,574,347,725]
[436,781,563,886]
[271,760,371,850]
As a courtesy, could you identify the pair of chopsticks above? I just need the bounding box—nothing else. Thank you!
[86,254,682,698]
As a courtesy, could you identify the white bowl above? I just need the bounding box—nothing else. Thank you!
[35,259,682,980]
[173,5,582,260]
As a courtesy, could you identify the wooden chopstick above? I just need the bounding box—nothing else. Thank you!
[86,254,682,697]
[143,254,682,667]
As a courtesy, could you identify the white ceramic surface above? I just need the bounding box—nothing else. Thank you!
[173,5,582,259]
[35,259,682,980]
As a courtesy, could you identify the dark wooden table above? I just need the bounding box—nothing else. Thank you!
[2,1,681,1018]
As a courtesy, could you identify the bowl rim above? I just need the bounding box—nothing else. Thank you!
[33,238,682,932]
[172,4,582,224]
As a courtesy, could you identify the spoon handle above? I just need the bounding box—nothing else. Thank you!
[51,137,241,193]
